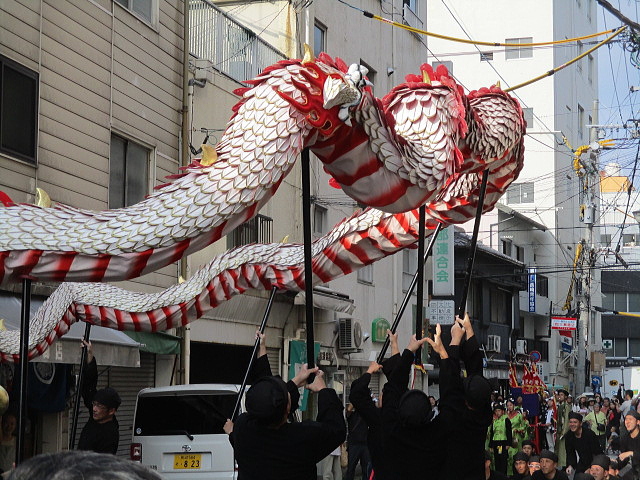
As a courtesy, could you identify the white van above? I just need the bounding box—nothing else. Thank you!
[130,384,241,479]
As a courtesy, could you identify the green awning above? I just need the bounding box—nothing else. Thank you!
[124,331,181,355]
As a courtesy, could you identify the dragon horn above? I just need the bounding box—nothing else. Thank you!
[422,70,431,85]
[302,43,315,64]
[200,144,218,166]
[35,188,52,208]
[280,235,290,243]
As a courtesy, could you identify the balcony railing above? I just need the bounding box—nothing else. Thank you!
[190,0,288,84]
[227,214,273,249]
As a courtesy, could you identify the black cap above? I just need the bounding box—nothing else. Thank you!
[514,451,529,463]
[463,375,492,410]
[556,388,569,396]
[529,455,540,464]
[522,439,534,448]
[591,454,611,470]
[539,450,558,463]
[493,403,505,411]
[625,409,640,420]
[245,376,289,424]
[569,411,583,422]
[94,387,121,410]
[398,390,433,427]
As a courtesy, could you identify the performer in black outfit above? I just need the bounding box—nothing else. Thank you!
[379,334,442,480]
[564,412,603,475]
[77,340,121,454]
[348,330,401,480]
[617,410,640,479]
[228,332,345,480]
[428,314,493,480]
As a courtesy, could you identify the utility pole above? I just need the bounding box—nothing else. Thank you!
[576,100,599,393]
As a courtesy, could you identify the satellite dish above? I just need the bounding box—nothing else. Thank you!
[353,321,363,348]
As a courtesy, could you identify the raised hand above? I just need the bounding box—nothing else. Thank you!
[306,370,327,392]
[459,312,474,339]
[292,363,320,387]
[425,324,448,359]
[81,340,94,363]
[367,361,382,375]
[256,330,266,357]
[387,329,400,355]
[451,320,465,345]
[407,334,429,353]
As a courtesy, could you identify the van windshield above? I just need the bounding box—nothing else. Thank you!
[134,393,236,436]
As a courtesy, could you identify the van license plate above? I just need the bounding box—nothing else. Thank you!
[173,454,202,469]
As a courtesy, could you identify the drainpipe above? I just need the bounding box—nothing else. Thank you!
[180,0,191,385]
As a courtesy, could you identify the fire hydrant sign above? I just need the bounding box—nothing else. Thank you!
[551,316,577,330]
[432,225,454,296]
[429,299,456,325]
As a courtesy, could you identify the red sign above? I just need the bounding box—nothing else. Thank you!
[551,316,577,330]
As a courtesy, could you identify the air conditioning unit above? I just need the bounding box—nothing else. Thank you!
[516,339,528,355]
[486,335,501,352]
[338,318,362,352]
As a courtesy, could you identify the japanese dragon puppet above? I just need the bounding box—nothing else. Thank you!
[0,51,525,361]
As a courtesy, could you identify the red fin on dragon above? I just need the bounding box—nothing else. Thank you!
[0,50,525,360]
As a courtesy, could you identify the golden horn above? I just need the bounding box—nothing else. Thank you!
[302,43,315,64]
[422,70,431,85]
[495,80,501,89]
[200,144,218,166]
[280,235,290,243]
[35,188,52,208]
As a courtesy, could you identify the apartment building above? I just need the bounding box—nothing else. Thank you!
[0,0,185,456]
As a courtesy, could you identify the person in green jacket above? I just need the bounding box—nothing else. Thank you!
[554,389,571,468]
[583,402,607,450]
[507,398,528,475]
[488,403,512,474]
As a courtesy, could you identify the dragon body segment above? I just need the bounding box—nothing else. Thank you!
[0,56,517,286]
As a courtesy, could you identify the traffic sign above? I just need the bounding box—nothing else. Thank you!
[530,350,541,363]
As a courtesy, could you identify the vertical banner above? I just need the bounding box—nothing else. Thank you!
[528,267,537,312]
[288,340,320,411]
[432,225,454,296]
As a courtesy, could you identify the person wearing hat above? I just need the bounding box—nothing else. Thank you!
[532,450,569,480]
[554,389,571,468]
[543,398,556,453]
[488,401,513,474]
[522,439,536,457]
[565,411,603,475]
[77,341,121,454]
[589,454,614,480]
[229,333,345,480]
[511,451,531,480]
[427,314,493,480]
[529,455,541,477]
[616,409,640,478]
[348,329,402,480]
[378,333,444,479]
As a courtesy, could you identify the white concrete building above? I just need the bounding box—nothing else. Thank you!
[425,0,599,391]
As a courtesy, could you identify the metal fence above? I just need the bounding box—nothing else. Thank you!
[190,0,287,84]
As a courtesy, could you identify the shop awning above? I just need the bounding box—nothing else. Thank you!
[0,291,141,367]
[124,331,181,355]
[295,287,355,314]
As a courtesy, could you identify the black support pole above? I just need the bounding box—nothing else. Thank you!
[457,169,490,318]
[16,278,31,466]
[232,287,278,421]
[69,323,92,449]
[415,205,426,363]
[302,148,316,380]
[377,222,443,364]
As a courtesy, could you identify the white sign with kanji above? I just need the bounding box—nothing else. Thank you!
[432,225,454,296]
[429,299,456,325]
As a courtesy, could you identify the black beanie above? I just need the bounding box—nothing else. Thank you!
[463,375,492,410]
[539,450,558,463]
[568,411,583,422]
[591,454,611,470]
[573,473,595,480]
[528,455,540,464]
[245,376,289,425]
[513,451,529,463]
[94,387,121,410]
[398,389,433,427]
[625,409,640,420]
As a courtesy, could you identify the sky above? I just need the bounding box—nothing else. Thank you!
[597,0,640,177]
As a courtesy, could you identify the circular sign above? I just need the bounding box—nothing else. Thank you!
[609,379,619,387]
[530,351,542,363]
